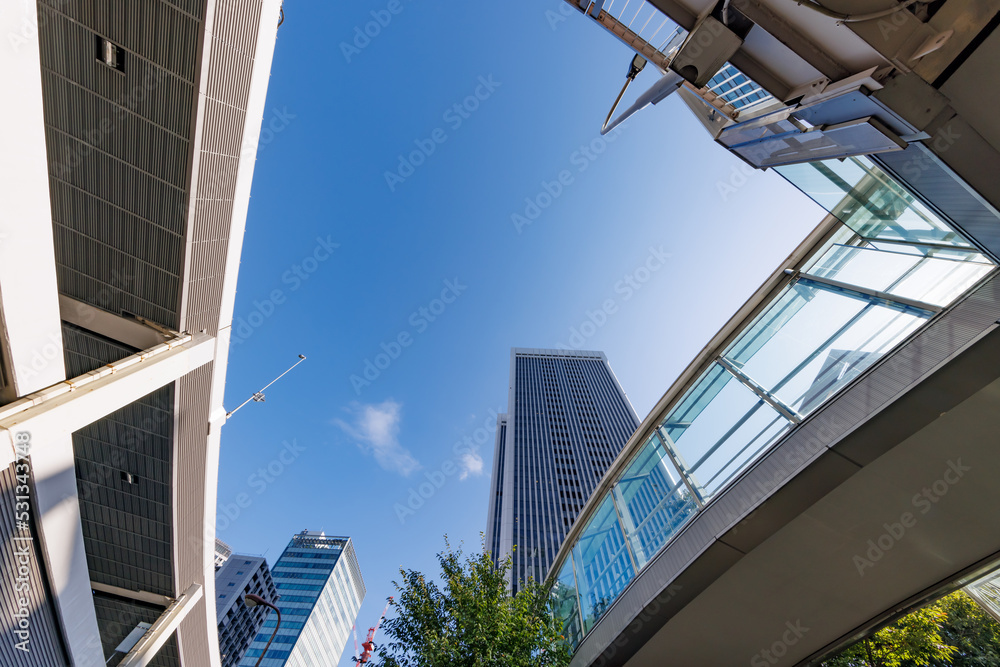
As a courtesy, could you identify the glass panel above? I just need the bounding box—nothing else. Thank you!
[968,570,1000,616]
[725,282,926,417]
[800,224,865,274]
[551,559,583,650]
[863,240,990,264]
[613,433,698,569]
[660,363,791,496]
[809,244,993,308]
[573,495,635,633]
[732,121,907,168]
[661,362,731,445]
[776,157,975,249]
[707,64,771,110]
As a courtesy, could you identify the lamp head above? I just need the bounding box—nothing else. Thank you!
[627,54,647,80]
[244,594,267,608]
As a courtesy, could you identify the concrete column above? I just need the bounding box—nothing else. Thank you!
[0,0,65,402]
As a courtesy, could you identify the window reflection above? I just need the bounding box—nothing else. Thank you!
[612,433,697,568]
[572,496,635,632]
[551,560,583,649]
[550,156,997,652]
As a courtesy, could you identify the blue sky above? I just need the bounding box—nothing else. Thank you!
[217,1,823,662]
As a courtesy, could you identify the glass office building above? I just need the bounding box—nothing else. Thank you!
[240,531,365,667]
[486,349,640,592]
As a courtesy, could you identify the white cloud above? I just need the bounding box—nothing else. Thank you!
[458,451,484,480]
[335,400,420,476]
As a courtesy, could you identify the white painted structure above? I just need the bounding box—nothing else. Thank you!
[0,0,284,665]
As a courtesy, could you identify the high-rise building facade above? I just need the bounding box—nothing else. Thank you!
[486,348,640,590]
[241,531,366,667]
[486,413,508,566]
[217,554,277,667]
[0,0,282,664]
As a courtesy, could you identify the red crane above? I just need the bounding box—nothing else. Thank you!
[353,597,393,665]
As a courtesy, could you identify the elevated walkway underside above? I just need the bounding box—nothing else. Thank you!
[574,272,1000,667]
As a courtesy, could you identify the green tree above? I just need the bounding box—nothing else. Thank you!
[931,591,1000,666]
[822,604,957,667]
[374,536,572,667]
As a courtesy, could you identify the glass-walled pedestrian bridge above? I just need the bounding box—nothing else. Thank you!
[548,155,997,651]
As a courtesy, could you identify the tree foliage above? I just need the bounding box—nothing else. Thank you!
[822,591,1000,667]
[930,592,1000,666]
[373,537,572,667]
[822,605,956,667]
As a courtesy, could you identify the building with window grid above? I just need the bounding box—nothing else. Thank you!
[486,413,508,567]
[240,531,365,667]
[486,348,640,591]
[0,0,282,664]
[216,555,276,667]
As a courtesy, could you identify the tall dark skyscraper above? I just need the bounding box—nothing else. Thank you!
[486,413,508,565]
[486,348,640,590]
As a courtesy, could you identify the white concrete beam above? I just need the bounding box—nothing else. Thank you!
[0,333,214,464]
[173,0,284,664]
[118,583,203,667]
[0,333,214,666]
[90,582,173,609]
[0,0,66,402]
[1,4,90,663]
[59,295,170,352]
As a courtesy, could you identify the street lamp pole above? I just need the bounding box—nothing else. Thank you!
[226,354,306,419]
[244,594,281,667]
[601,56,684,135]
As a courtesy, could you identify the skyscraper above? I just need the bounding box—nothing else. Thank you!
[241,531,365,667]
[217,554,277,667]
[486,348,640,590]
[486,413,508,567]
